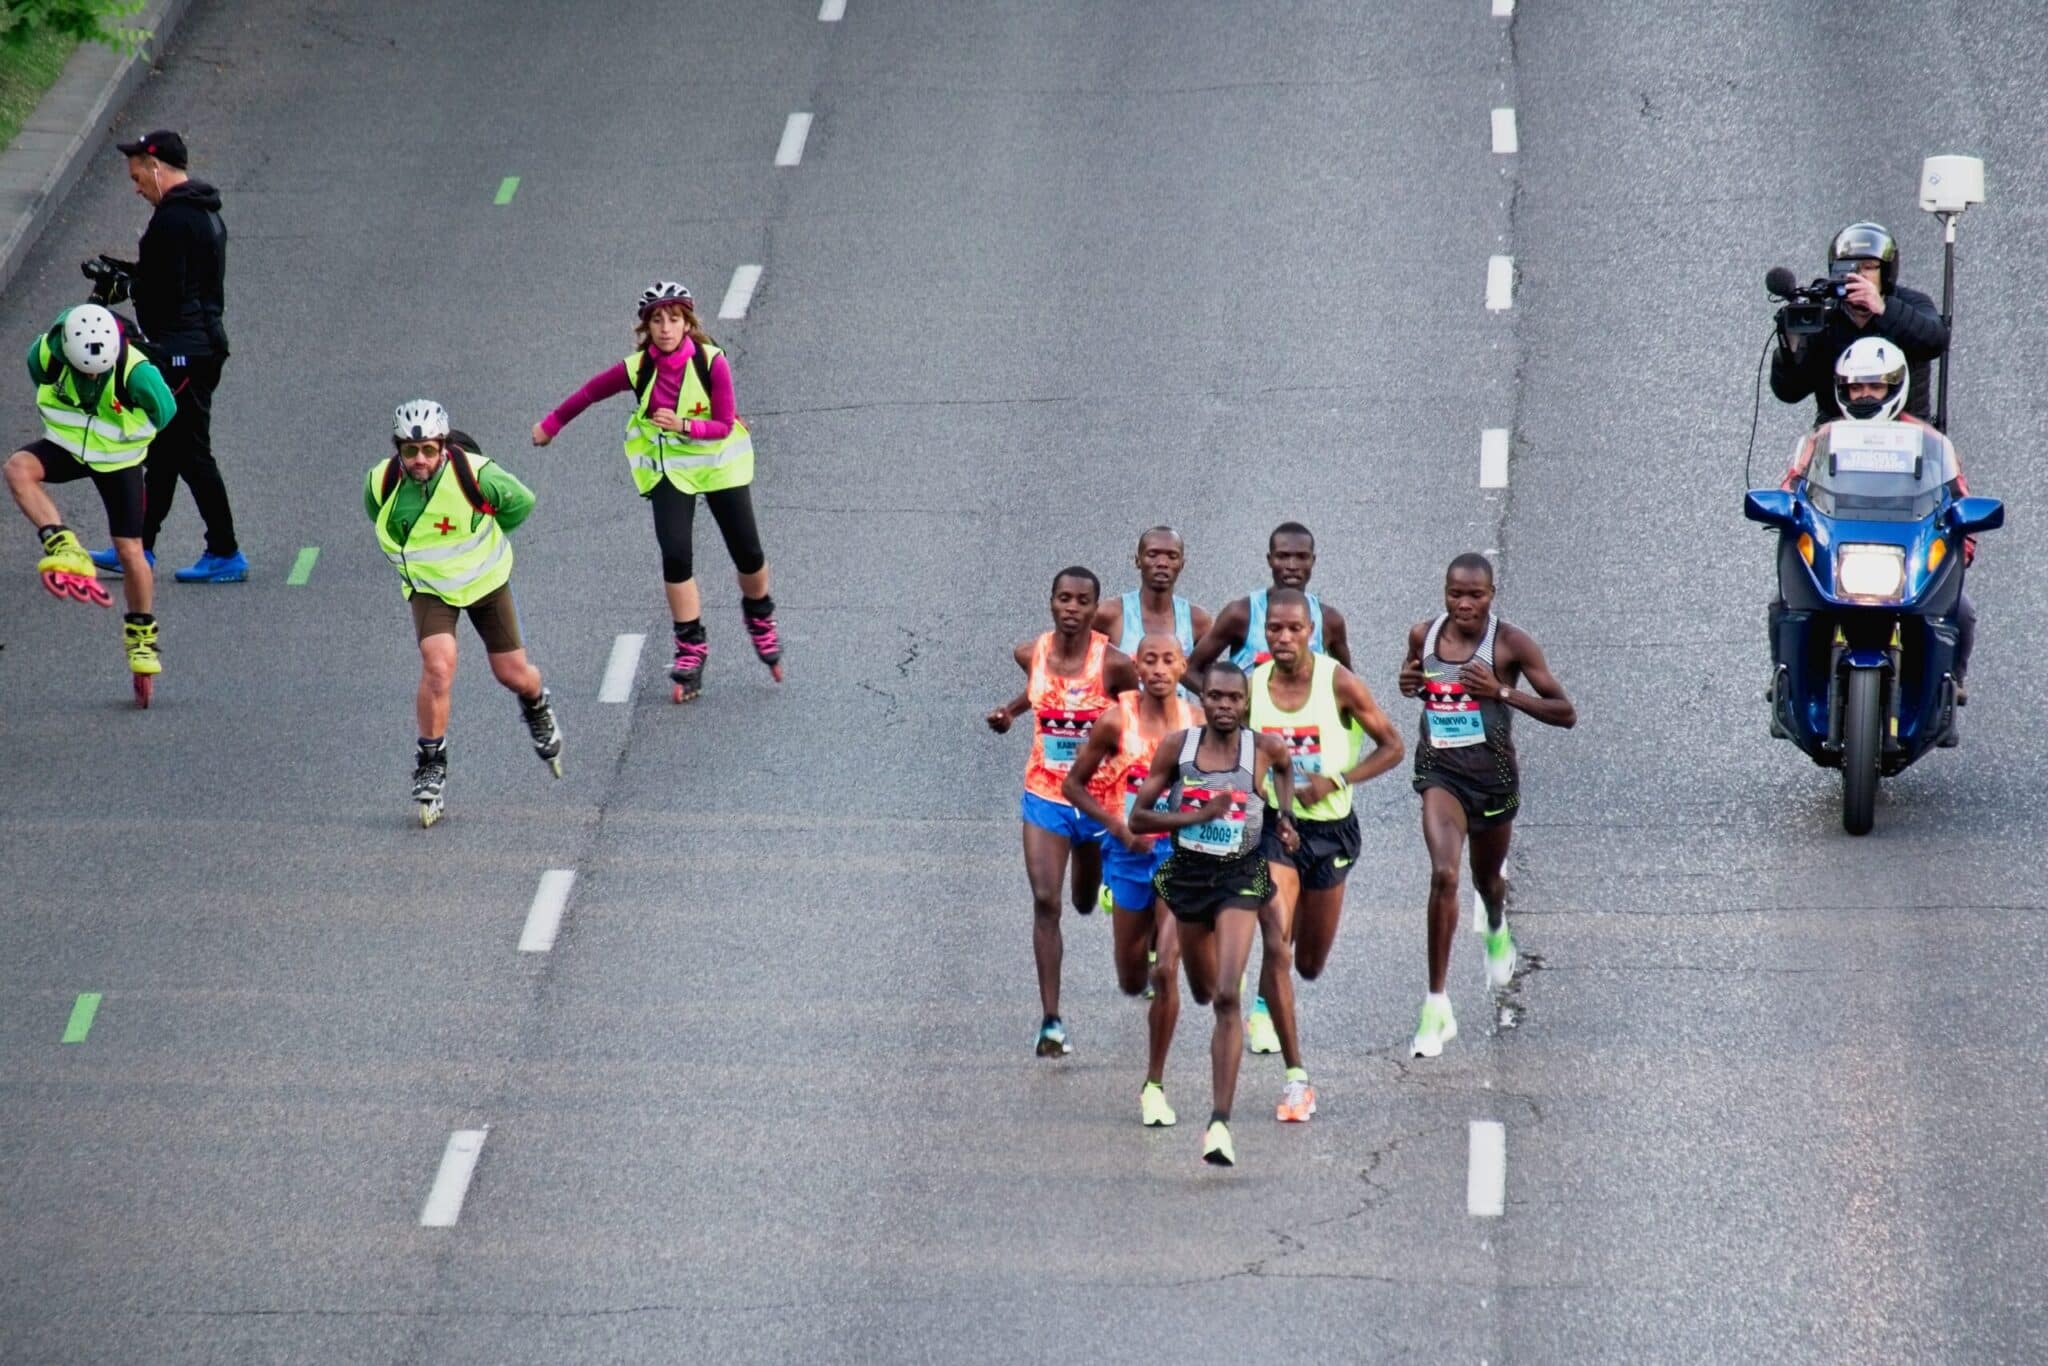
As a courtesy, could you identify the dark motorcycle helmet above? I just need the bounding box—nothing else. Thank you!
[1829,221,1900,293]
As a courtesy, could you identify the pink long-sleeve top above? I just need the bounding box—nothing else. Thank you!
[541,339,736,442]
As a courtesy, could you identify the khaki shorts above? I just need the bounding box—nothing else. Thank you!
[410,584,523,653]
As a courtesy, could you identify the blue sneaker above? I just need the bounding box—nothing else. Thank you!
[89,546,152,575]
[173,550,248,583]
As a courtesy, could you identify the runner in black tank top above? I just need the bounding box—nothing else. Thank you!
[1129,661,1298,1168]
[1398,554,1576,1060]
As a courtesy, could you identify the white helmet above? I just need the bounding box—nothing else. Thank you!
[393,399,450,442]
[1834,337,1909,423]
[637,280,693,318]
[61,304,120,376]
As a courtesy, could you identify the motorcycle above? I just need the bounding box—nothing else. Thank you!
[1744,419,2002,834]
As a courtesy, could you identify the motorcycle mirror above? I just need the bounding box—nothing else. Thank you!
[1945,495,2004,536]
[1920,155,1984,215]
[1744,489,1798,528]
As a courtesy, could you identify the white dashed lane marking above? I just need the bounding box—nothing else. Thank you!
[519,870,575,953]
[1491,107,1518,154]
[599,633,645,704]
[1468,1120,1506,1217]
[1486,255,1514,311]
[420,1128,488,1228]
[819,0,845,21]
[1481,428,1510,488]
[719,265,763,320]
[1492,0,1515,15]
[775,113,814,167]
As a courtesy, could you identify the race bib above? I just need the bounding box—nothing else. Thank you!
[1263,725,1323,775]
[1035,709,1101,772]
[1424,681,1486,749]
[1177,786,1247,857]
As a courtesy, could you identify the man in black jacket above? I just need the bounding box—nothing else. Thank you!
[1770,222,1948,426]
[90,129,246,582]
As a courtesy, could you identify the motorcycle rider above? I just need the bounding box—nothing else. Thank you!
[1776,337,1977,700]
[1770,222,1947,426]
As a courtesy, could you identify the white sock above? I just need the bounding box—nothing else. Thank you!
[1427,991,1450,1008]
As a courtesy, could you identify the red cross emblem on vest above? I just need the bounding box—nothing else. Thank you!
[689,401,707,416]
[433,516,456,535]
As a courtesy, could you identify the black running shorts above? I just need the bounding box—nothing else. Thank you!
[1153,847,1274,926]
[22,438,146,539]
[1261,810,1362,890]
[1414,770,1519,832]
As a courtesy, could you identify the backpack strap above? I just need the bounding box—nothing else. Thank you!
[444,441,496,516]
[690,338,714,398]
[629,347,657,404]
[378,456,405,502]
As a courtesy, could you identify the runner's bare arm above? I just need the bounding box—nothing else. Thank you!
[1397,621,1430,697]
[1255,734,1301,852]
[1103,648,1139,696]
[985,641,1035,732]
[1322,605,1353,669]
[1462,625,1576,729]
[1189,602,1215,643]
[1090,598,1122,638]
[1062,710,1134,845]
[1128,738,1208,834]
[1186,598,1248,675]
[1329,667,1406,788]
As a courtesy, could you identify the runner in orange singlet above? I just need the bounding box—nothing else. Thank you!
[987,567,1136,1057]
[1063,632,1201,1125]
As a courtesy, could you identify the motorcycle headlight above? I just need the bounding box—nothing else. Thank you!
[1836,544,1907,602]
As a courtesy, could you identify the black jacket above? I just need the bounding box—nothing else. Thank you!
[133,179,228,358]
[1770,283,1945,423]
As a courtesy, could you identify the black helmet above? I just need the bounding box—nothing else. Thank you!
[1829,221,1899,294]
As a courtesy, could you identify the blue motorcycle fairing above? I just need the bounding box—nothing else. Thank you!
[1842,648,1891,670]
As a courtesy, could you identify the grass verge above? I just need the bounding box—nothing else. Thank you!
[0,30,79,153]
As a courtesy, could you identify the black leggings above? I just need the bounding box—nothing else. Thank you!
[648,481,766,584]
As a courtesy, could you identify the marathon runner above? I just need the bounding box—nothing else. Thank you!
[1248,588,1405,1120]
[533,281,780,703]
[1188,521,1353,673]
[1093,525,1212,659]
[369,402,563,827]
[3,305,176,705]
[1062,632,1201,1127]
[1128,661,1296,1167]
[1188,520,1356,1053]
[986,567,1137,1057]
[1398,553,1575,1056]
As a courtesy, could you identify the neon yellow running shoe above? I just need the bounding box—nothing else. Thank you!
[1410,996,1458,1059]
[1140,1081,1177,1128]
[1202,1120,1235,1167]
[1095,883,1113,915]
[1484,925,1516,989]
[1245,997,1281,1055]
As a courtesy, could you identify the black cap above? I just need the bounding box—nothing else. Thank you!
[115,129,187,169]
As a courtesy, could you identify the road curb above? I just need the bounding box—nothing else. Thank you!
[0,0,194,300]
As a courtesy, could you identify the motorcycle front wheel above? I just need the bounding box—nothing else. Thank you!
[1841,666,1881,836]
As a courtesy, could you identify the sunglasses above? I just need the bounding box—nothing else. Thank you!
[399,441,442,458]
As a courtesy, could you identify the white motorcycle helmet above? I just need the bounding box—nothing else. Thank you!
[61,304,121,376]
[1833,336,1909,423]
[393,399,451,443]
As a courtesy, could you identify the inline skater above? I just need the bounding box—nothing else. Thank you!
[1063,632,1201,1127]
[2,305,176,704]
[1398,554,1574,1056]
[1128,661,1297,1166]
[369,401,562,826]
[1248,588,1405,1120]
[987,567,1137,1057]
[534,281,779,703]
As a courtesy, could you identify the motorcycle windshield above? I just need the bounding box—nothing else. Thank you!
[1805,423,1957,523]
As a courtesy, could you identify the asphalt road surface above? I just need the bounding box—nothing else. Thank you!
[4,2,2046,1361]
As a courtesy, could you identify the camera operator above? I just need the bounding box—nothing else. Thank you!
[88,129,245,582]
[1770,222,1948,426]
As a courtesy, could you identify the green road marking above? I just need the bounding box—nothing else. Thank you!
[286,545,319,585]
[493,176,520,205]
[62,992,101,1043]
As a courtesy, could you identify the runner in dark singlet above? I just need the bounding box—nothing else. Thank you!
[988,567,1137,1058]
[1397,554,1575,1058]
[1128,662,1298,1167]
